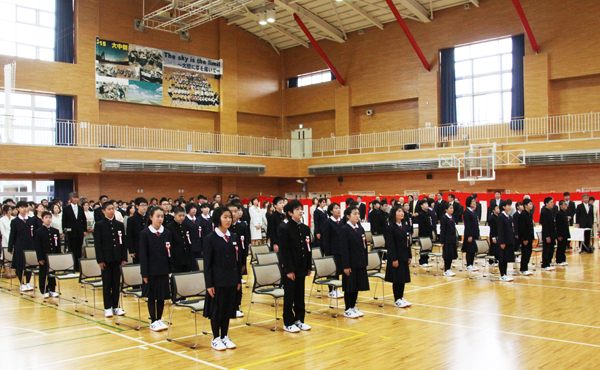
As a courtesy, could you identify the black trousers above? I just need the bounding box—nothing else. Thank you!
[444,259,452,271]
[499,262,508,276]
[583,230,592,251]
[344,291,359,310]
[520,244,532,272]
[282,274,306,327]
[132,256,140,264]
[542,240,555,268]
[393,283,405,301]
[67,232,84,272]
[466,253,475,267]
[38,263,56,294]
[101,262,121,309]
[556,238,569,264]
[16,269,32,285]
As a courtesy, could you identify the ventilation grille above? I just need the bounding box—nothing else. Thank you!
[308,159,439,175]
[100,159,265,175]
[526,151,600,166]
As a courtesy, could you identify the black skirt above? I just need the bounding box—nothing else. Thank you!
[461,240,477,254]
[203,285,238,321]
[384,261,411,284]
[497,244,515,263]
[342,267,370,293]
[142,275,171,300]
[489,242,498,259]
[11,249,25,271]
[443,243,459,261]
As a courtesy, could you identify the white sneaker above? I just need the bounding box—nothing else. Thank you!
[222,336,236,349]
[394,299,404,307]
[352,307,364,317]
[444,270,456,277]
[236,310,244,318]
[542,267,553,271]
[335,290,344,298]
[211,337,227,351]
[283,324,301,333]
[515,257,521,262]
[467,265,479,272]
[500,275,514,282]
[328,291,334,298]
[401,298,412,307]
[557,262,568,266]
[105,308,114,318]
[150,321,162,332]
[158,319,168,330]
[419,264,429,268]
[343,309,359,319]
[113,308,126,316]
[19,284,27,292]
[27,283,35,290]
[43,293,50,298]
[50,291,59,298]
[520,270,533,276]
[548,266,556,270]
[382,260,387,264]
[295,321,311,331]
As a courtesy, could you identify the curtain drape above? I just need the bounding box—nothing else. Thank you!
[510,34,525,130]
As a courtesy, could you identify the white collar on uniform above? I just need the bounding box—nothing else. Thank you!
[18,214,28,221]
[348,221,359,230]
[215,228,230,238]
[186,214,196,221]
[396,222,403,227]
[202,214,210,220]
[446,213,453,219]
[502,211,509,217]
[149,225,164,234]
[330,216,341,222]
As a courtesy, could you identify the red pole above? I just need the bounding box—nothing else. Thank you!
[293,13,345,86]
[512,0,539,52]
[384,0,430,71]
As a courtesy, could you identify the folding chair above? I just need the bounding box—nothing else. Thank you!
[74,258,103,316]
[251,244,270,263]
[167,271,206,349]
[45,253,79,306]
[246,263,284,331]
[306,257,342,317]
[116,264,144,330]
[256,252,279,265]
[367,251,387,307]
[533,232,544,270]
[84,246,96,259]
[127,252,133,265]
[196,258,204,271]
[365,231,373,246]
[472,239,492,279]
[23,251,40,298]
[1,247,14,290]
[312,247,323,259]
[414,238,434,272]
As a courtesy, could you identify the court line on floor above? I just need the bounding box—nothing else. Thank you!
[96,326,228,370]
[17,345,143,370]
[0,326,47,336]
[509,281,600,292]
[156,319,273,343]
[0,332,110,353]
[0,327,100,344]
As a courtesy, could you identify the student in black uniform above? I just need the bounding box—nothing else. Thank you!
[448,194,463,223]
[488,204,500,266]
[8,201,37,292]
[339,206,369,319]
[402,202,414,237]
[203,207,242,351]
[415,200,433,268]
[321,202,344,299]
[427,198,438,241]
[35,211,60,298]
[94,202,128,317]
[61,192,87,271]
[165,206,191,273]
[517,199,535,275]
[357,196,367,222]
[227,203,250,318]
[497,200,515,282]
[384,206,412,307]
[160,198,174,225]
[440,203,458,277]
[369,200,386,236]
[277,200,313,333]
[267,196,285,252]
[31,203,45,230]
[555,200,570,266]
[94,195,109,222]
[139,207,173,332]
[184,203,203,266]
[463,196,481,272]
[313,198,327,249]
[540,197,557,271]
[127,197,148,264]
[198,202,214,239]
[513,202,523,258]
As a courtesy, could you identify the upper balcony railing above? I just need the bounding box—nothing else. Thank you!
[1,112,599,159]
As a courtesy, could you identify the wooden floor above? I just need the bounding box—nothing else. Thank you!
[2,247,600,370]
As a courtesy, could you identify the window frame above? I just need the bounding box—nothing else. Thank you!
[0,1,55,61]
[0,91,57,145]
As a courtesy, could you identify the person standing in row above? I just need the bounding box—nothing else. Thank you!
[415,200,433,268]
[228,202,250,318]
[8,201,37,291]
[555,200,570,266]
[488,204,500,267]
[198,202,213,238]
[127,197,148,264]
[575,194,594,253]
[463,196,480,273]
[440,203,458,277]
[369,200,386,236]
[321,202,344,299]
[165,206,191,273]
[62,192,87,272]
[249,197,262,246]
[540,197,557,271]
[517,199,534,276]
[34,211,60,298]
[184,203,203,266]
[384,206,412,307]
[496,200,515,282]
[161,198,174,225]
[313,198,328,250]
[267,197,285,252]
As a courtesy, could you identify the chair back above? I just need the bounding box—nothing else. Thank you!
[79,258,102,280]
[196,258,204,271]
[84,246,96,259]
[251,244,270,261]
[313,256,338,280]
[2,247,13,263]
[418,237,433,252]
[127,252,133,264]
[85,238,95,247]
[24,250,39,268]
[536,231,543,241]
[172,271,206,300]
[365,231,373,244]
[366,251,381,272]
[256,252,279,265]
[312,247,323,259]
[47,253,75,273]
[475,239,490,254]
[120,264,143,289]
[252,263,281,291]
[372,235,385,249]
[412,227,419,238]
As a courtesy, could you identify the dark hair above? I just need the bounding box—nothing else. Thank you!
[444,202,453,211]
[212,206,232,227]
[327,202,340,216]
[318,198,327,204]
[68,192,79,200]
[448,194,456,200]
[372,200,380,205]
[102,202,113,210]
[471,193,478,199]
[563,192,570,196]
[135,197,148,206]
[495,191,502,195]
[2,204,13,213]
[273,196,285,205]
[213,193,221,200]
[437,192,443,196]
[543,197,553,205]
[99,195,108,201]
[284,200,303,220]
[197,194,205,200]
[388,205,404,224]
[343,206,359,224]
[148,206,164,217]
[16,201,28,208]
[185,203,196,214]
[41,211,52,218]
[348,200,359,207]
[500,199,513,208]
[515,202,523,208]
[357,196,362,200]
[522,199,532,206]
[227,202,242,210]
[126,204,135,216]
[159,197,168,204]
[590,197,596,201]
[251,197,258,204]
[172,206,185,214]
[559,200,566,206]
[200,202,210,210]
[150,197,158,203]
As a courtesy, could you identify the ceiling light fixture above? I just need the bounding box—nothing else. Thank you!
[258,12,267,25]
[266,9,276,23]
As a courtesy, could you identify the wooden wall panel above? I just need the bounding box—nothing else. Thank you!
[283,82,336,116]
[353,99,419,134]
[550,74,600,115]
[524,54,549,118]
[237,112,279,138]
[286,111,336,140]
[335,86,351,137]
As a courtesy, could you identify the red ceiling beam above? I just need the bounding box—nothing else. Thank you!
[384,0,430,71]
[512,0,539,53]
[293,13,345,86]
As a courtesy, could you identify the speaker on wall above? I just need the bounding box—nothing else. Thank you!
[338,176,344,183]
[427,173,433,179]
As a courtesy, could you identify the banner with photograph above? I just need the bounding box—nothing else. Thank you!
[95,37,220,112]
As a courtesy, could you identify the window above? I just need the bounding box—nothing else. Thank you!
[0,180,54,203]
[0,0,55,61]
[0,91,56,145]
[288,69,335,88]
[455,37,512,126]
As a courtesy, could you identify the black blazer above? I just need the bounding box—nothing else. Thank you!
[165,220,191,267]
[427,208,438,230]
[513,211,521,237]
[452,201,464,222]
[517,210,534,243]
[34,225,60,262]
[8,216,36,254]
[463,208,480,240]
[415,209,432,238]
[434,200,448,223]
[488,213,499,241]
[183,216,203,254]
[556,210,570,240]
[565,201,576,225]
[475,202,482,221]
[575,203,593,228]
[489,198,502,220]
[313,208,327,236]
[384,223,410,262]
[31,215,44,230]
[203,232,242,289]
[94,218,128,264]
[198,215,214,239]
[267,211,285,246]
[127,212,148,256]
[163,213,174,226]
[229,220,250,265]
[439,215,456,245]
[321,217,343,256]
[369,209,387,235]
[540,207,557,241]
[358,203,367,221]
[339,223,368,269]
[62,203,87,236]
[139,227,173,278]
[277,219,312,276]
[408,200,419,215]
[94,207,104,223]
[497,212,515,246]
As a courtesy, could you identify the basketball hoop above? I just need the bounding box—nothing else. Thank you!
[469,177,477,186]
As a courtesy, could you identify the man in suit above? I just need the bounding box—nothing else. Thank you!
[555,200,570,266]
[488,191,502,221]
[61,192,87,272]
[93,195,108,223]
[126,197,148,264]
[408,192,420,217]
[357,196,367,221]
[564,192,576,226]
[434,193,447,225]
[518,199,534,275]
[540,197,557,270]
[575,194,594,252]
[448,194,463,223]
[471,194,482,221]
